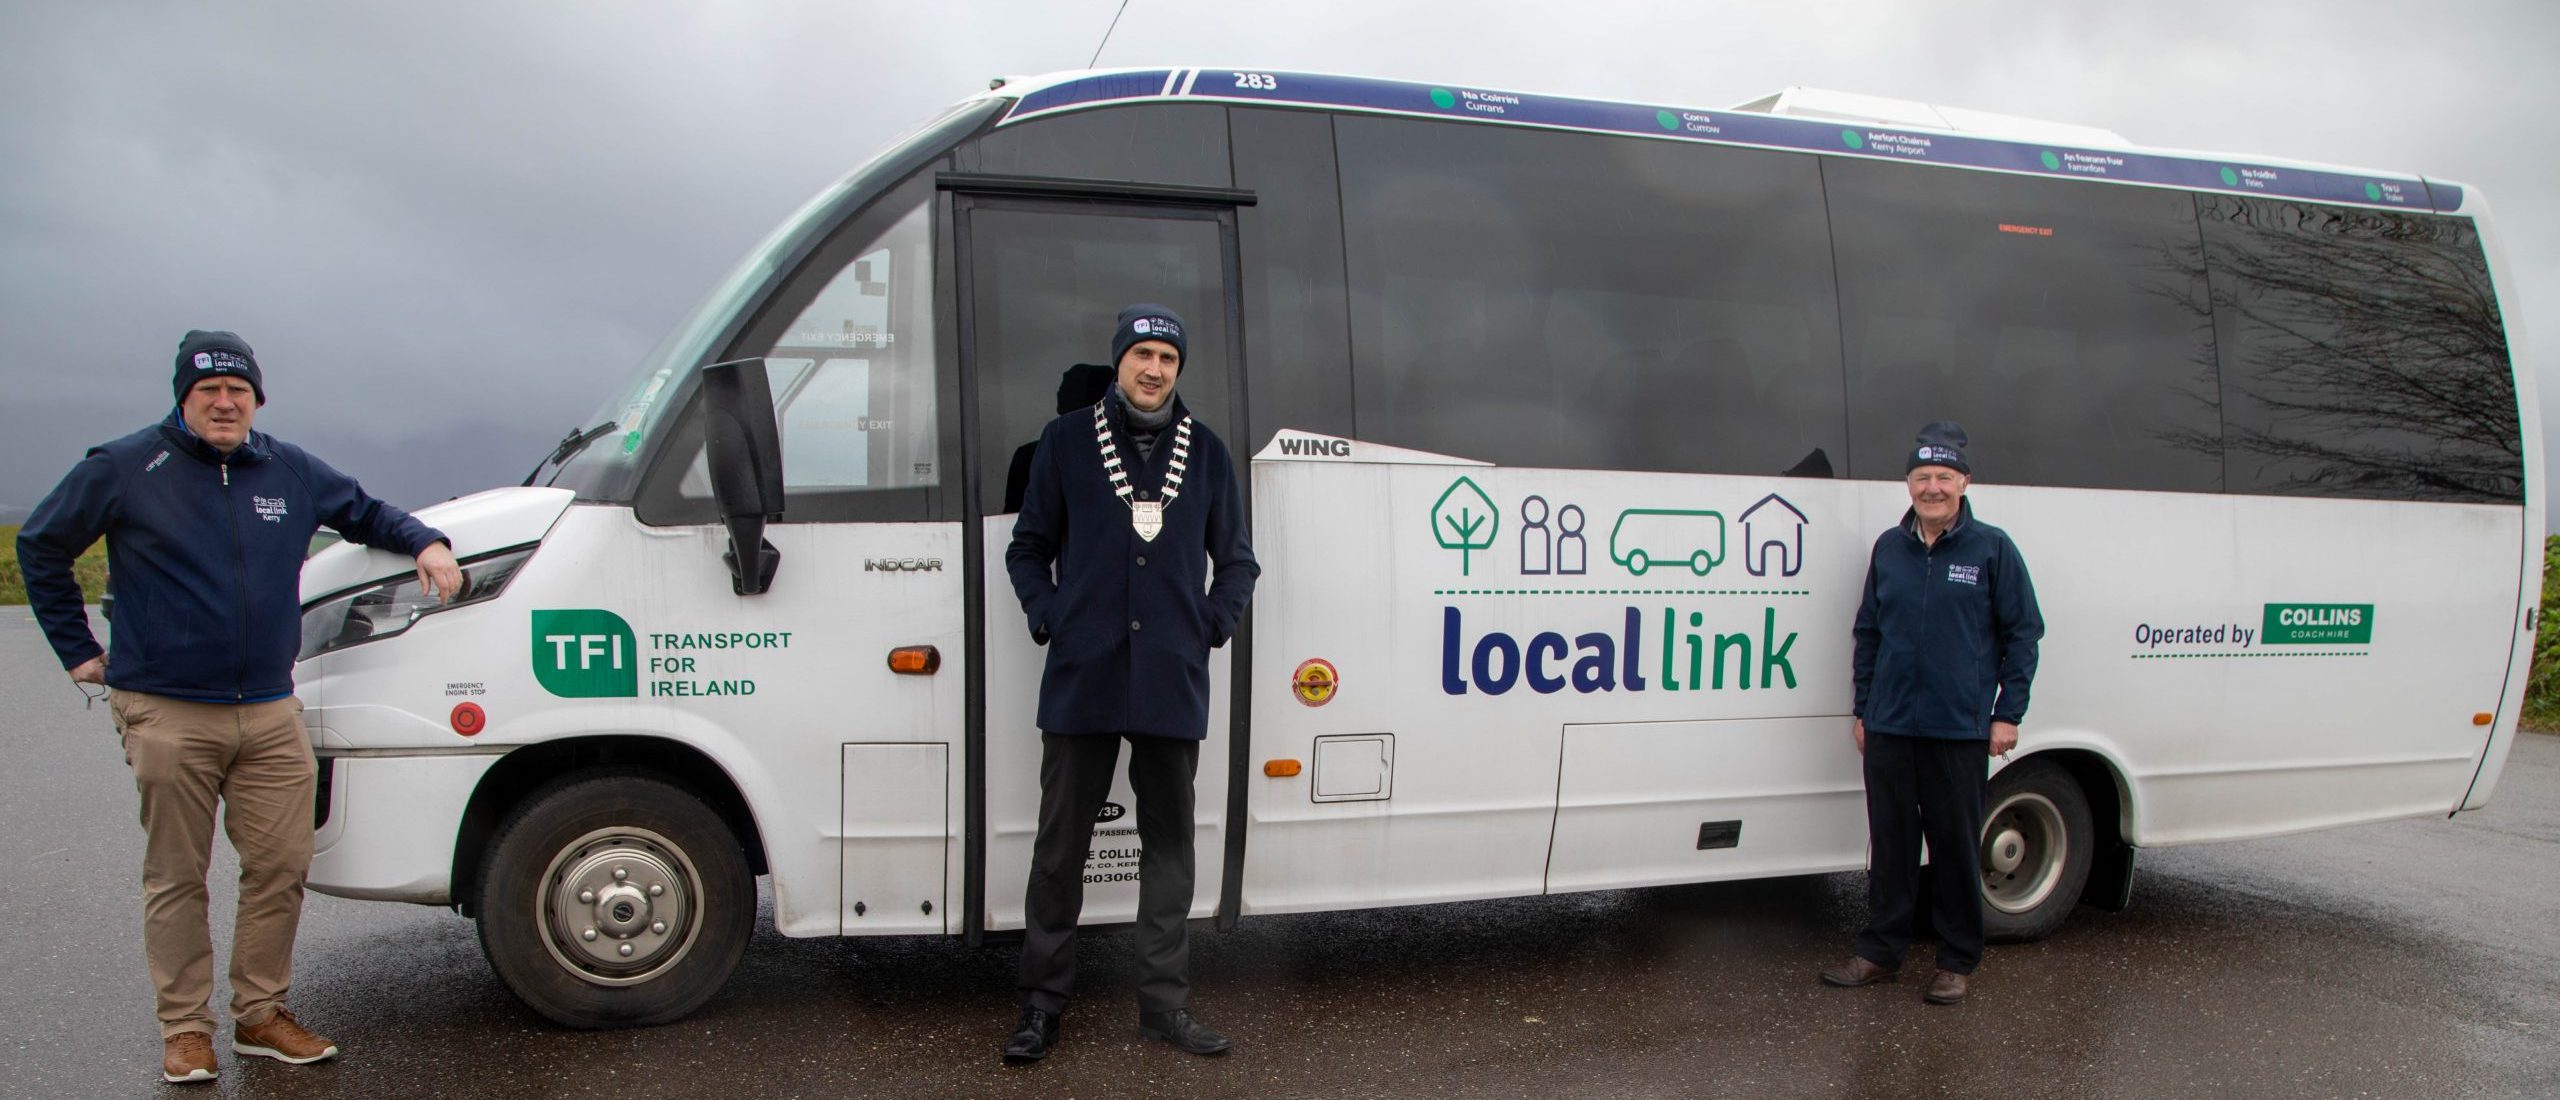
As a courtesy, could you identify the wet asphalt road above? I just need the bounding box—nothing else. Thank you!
[5,611,2556,1099]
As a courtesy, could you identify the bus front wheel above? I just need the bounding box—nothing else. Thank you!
[1979,758,2093,943]
[475,773,753,1028]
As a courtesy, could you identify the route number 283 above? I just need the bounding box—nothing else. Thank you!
[1233,72,1279,91]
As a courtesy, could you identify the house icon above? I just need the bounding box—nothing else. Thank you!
[1740,494,1807,578]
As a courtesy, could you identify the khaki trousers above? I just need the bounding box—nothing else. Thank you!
[108,691,315,1038]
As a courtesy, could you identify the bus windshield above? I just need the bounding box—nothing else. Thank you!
[547,95,1000,502]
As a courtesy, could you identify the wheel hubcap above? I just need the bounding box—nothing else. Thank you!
[538,827,703,986]
[1980,792,2066,914]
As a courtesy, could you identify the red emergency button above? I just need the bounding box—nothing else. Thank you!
[1292,658,1339,707]
[451,702,487,737]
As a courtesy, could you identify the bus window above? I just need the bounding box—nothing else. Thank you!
[1334,116,1847,476]
[2199,196,2521,503]
[641,187,942,524]
[1232,107,1355,447]
[961,203,1233,514]
[958,103,1232,188]
[1827,159,2223,492]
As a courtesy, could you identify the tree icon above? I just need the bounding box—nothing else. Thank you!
[1431,476,1499,576]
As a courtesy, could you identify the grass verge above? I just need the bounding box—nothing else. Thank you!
[0,524,109,607]
[2522,536,2560,733]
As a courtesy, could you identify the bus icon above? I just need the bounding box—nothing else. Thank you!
[1608,509,1726,576]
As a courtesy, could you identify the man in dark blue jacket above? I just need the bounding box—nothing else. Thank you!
[1823,421,2042,1006]
[17,330,456,1083]
[1000,304,1258,1063]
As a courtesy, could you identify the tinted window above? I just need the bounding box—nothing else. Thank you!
[1233,108,1354,448]
[1828,159,2222,491]
[958,104,1232,188]
[1335,117,1847,475]
[2199,196,2520,502]
[962,203,1233,515]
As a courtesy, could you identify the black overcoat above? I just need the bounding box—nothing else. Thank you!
[1005,391,1258,740]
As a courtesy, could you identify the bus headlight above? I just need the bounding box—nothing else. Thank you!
[299,545,538,661]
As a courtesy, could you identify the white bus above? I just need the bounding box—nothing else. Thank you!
[291,69,2541,1027]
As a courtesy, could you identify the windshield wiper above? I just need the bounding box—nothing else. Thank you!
[522,421,621,486]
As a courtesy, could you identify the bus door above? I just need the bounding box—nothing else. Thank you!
[950,188,1248,937]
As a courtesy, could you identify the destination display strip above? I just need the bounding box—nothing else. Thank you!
[998,69,2455,213]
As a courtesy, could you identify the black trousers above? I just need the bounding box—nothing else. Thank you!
[1018,731,1200,1015]
[1855,730,1989,974]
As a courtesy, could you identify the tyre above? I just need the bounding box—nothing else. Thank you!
[1626,550,1650,575]
[1689,550,1713,575]
[475,772,753,1028]
[1979,758,2094,944]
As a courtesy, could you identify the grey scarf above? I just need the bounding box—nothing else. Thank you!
[1120,389,1175,463]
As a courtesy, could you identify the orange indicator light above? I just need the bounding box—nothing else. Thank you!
[1264,759,1303,778]
[888,646,942,675]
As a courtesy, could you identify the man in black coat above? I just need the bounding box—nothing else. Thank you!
[1000,304,1259,1062]
[1822,421,2043,1006]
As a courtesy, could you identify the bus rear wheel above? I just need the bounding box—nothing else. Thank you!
[1979,758,2093,943]
[476,773,753,1028]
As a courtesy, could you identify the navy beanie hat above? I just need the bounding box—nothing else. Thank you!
[1109,304,1187,367]
[1907,420,1970,475]
[174,330,265,406]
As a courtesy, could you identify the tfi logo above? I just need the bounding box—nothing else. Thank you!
[1276,435,1351,458]
[532,609,639,697]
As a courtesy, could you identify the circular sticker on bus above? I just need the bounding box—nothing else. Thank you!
[1292,659,1339,707]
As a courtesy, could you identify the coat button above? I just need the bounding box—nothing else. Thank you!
[1131,620,1142,632]
[1135,555,1147,566]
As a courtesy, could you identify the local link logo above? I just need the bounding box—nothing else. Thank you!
[1440,605,1799,695]
[532,609,638,697]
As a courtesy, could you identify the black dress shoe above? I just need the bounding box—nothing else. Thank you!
[1001,1008,1060,1064]
[1138,1008,1231,1055]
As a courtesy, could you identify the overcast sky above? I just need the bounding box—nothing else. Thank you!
[5,0,2554,524]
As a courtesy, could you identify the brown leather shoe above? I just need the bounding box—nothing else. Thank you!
[1923,970,1971,1004]
[1819,956,1900,987]
[233,1008,340,1065]
[162,1031,217,1084]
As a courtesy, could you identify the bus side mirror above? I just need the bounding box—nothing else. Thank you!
[700,358,785,595]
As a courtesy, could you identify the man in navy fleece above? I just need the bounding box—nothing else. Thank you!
[17,330,459,1084]
[1822,421,2043,1006]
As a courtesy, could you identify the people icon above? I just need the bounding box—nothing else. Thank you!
[1518,495,1589,577]
[1556,504,1588,575]
[1520,495,1552,575]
